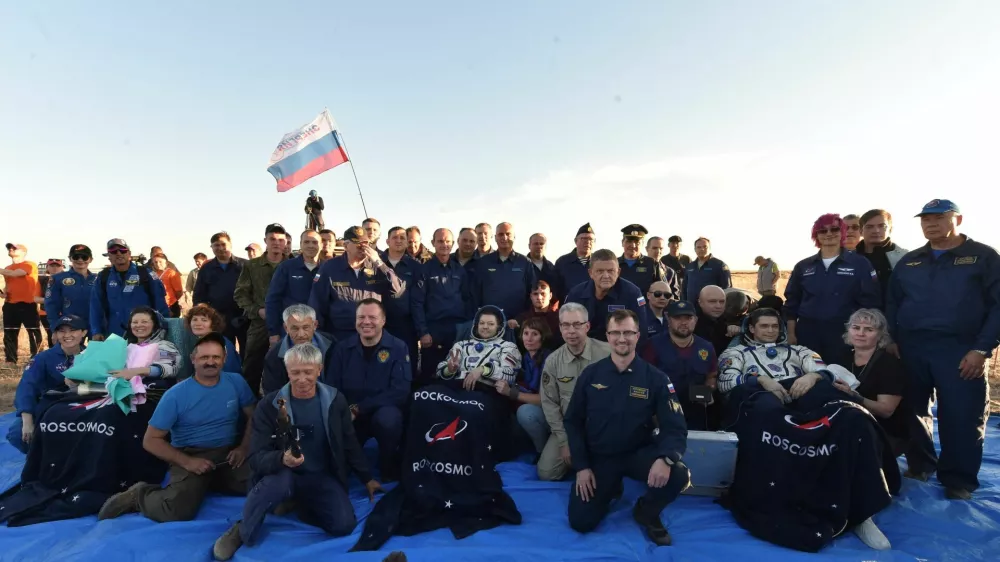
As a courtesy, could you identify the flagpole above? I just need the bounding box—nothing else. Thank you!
[329,119,369,218]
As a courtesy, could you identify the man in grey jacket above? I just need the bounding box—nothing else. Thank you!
[856,209,908,305]
[753,256,779,296]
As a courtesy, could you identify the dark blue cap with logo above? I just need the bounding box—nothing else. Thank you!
[666,300,696,317]
[53,315,88,331]
[915,199,960,217]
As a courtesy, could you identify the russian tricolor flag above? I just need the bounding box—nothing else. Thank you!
[267,109,349,192]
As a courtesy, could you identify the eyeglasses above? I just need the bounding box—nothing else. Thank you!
[70,254,90,261]
[816,227,841,235]
[559,321,587,330]
[107,248,129,255]
[650,291,669,298]
[607,330,639,339]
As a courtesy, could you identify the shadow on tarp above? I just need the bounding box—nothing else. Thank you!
[0,414,997,562]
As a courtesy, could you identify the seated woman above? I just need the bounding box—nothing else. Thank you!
[185,304,242,374]
[104,306,180,383]
[832,308,907,457]
[718,308,896,551]
[437,305,522,460]
[514,280,562,350]
[5,315,88,454]
[494,317,552,455]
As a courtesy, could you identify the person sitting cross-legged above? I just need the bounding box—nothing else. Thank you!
[98,333,256,523]
[212,343,383,561]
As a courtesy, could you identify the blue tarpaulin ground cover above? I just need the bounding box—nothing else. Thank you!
[0,413,997,562]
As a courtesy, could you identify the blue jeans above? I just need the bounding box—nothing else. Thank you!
[516,403,550,453]
[240,468,355,544]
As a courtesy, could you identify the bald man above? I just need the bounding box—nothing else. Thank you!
[645,281,674,339]
[694,285,739,354]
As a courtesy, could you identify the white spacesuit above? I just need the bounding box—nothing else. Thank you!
[718,322,849,395]
[436,305,521,386]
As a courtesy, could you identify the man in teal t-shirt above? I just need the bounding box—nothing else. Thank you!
[98,333,256,522]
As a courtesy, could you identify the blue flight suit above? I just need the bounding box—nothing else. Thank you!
[193,257,248,349]
[618,255,667,296]
[419,256,473,383]
[89,264,169,338]
[323,332,411,475]
[784,250,881,362]
[44,270,98,331]
[563,356,690,533]
[308,255,405,342]
[887,237,1000,492]
[646,313,666,339]
[565,278,649,342]
[382,253,426,379]
[641,334,718,430]
[472,251,536,321]
[264,256,321,337]
[6,345,81,453]
[554,251,591,303]
[683,256,732,303]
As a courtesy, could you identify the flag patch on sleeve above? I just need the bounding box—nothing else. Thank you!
[637,296,646,306]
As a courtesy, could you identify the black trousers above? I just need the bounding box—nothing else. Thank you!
[568,444,691,533]
[39,315,53,348]
[2,302,41,362]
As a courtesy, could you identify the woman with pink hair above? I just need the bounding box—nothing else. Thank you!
[783,213,882,362]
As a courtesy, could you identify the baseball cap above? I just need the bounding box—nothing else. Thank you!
[668,235,682,244]
[264,223,287,235]
[68,244,93,259]
[666,300,697,318]
[46,258,64,267]
[105,238,129,250]
[5,243,27,253]
[343,226,366,244]
[915,199,961,217]
[52,315,88,331]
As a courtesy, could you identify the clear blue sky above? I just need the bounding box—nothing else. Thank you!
[3,1,999,271]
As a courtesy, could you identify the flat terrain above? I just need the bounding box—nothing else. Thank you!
[1,272,997,414]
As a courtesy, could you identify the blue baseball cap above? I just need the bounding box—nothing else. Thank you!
[53,315,88,331]
[666,300,697,318]
[915,199,961,217]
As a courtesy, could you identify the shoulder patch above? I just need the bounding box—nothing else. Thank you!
[543,373,551,385]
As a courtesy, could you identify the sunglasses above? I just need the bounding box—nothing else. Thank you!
[817,227,841,235]
[107,247,129,255]
[70,254,90,261]
[650,291,670,298]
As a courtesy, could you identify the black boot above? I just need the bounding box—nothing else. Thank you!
[632,498,672,546]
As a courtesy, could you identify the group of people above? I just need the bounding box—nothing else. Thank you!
[1,196,997,557]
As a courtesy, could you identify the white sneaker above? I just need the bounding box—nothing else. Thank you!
[855,517,891,550]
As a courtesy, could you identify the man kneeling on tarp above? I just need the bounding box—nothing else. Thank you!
[98,333,256,522]
[212,343,383,561]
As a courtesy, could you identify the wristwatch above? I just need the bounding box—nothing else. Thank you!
[973,350,990,357]
[661,456,675,466]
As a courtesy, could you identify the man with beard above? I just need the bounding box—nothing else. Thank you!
[554,223,596,303]
[641,301,718,430]
[564,309,690,546]
[565,249,648,342]
[98,333,256,523]
[694,285,739,354]
[195,232,249,354]
[855,209,908,304]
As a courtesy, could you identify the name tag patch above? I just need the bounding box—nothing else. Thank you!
[629,386,649,399]
[955,256,978,265]
[608,304,625,312]
[331,281,349,287]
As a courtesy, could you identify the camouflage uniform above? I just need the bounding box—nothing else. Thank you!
[234,255,286,395]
